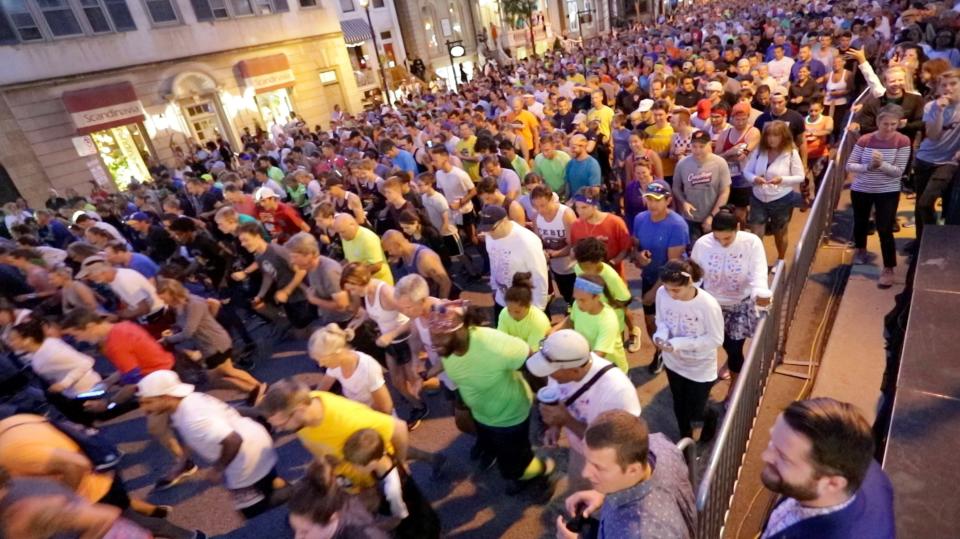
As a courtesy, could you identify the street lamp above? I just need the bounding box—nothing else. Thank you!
[577,7,595,42]
[358,0,391,106]
[445,39,465,92]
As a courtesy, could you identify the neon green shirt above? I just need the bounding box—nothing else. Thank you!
[455,136,480,181]
[575,262,632,330]
[511,155,531,180]
[534,151,572,194]
[497,305,551,350]
[441,327,532,427]
[570,303,628,372]
[342,226,393,285]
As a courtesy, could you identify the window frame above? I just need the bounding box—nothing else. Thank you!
[339,0,354,13]
[140,0,181,26]
[0,0,143,43]
[35,0,85,39]
[1,1,46,43]
[191,0,289,21]
[298,0,319,8]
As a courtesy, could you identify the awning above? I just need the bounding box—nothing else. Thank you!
[62,81,146,135]
[237,53,295,94]
[340,18,372,45]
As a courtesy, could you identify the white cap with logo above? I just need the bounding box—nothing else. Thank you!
[526,329,593,378]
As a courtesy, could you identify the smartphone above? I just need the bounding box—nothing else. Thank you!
[74,388,107,401]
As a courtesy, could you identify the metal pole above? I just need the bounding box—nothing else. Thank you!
[447,42,459,93]
[364,5,391,106]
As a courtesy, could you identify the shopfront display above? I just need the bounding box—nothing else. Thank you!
[62,81,154,190]
[237,54,298,132]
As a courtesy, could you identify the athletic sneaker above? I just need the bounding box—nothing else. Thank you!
[625,333,642,353]
[407,404,430,431]
[647,350,664,374]
[154,460,199,491]
[878,267,895,289]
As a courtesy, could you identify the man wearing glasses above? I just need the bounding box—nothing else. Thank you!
[527,330,641,492]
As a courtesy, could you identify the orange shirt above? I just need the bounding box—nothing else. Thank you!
[513,109,540,153]
[0,414,113,503]
[570,214,633,276]
[103,321,174,379]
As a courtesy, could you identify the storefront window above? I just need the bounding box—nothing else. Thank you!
[90,123,152,189]
[255,89,294,131]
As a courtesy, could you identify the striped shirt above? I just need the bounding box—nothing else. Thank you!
[846,132,912,194]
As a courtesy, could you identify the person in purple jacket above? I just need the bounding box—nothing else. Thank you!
[760,397,895,539]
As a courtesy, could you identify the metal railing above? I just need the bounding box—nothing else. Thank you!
[694,90,869,538]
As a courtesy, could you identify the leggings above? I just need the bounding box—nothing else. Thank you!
[665,368,716,439]
[723,336,747,374]
[851,190,900,268]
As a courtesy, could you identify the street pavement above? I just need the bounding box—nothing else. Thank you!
[98,264,729,539]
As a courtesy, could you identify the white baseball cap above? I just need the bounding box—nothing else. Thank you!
[254,186,279,202]
[635,98,655,113]
[526,329,592,378]
[137,370,194,399]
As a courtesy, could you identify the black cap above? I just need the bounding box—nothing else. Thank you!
[691,130,712,144]
[478,205,508,231]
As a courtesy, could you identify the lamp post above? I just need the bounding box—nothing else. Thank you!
[445,39,465,92]
[358,0,391,106]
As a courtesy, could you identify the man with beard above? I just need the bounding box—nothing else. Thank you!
[759,398,894,538]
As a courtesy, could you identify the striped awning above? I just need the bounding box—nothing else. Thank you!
[340,18,372,45]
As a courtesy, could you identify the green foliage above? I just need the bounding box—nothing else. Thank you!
[500,0,537,26]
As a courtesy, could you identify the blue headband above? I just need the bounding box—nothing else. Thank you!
[574,277,605,295]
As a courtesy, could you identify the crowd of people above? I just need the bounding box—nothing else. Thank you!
[3,0,957,536]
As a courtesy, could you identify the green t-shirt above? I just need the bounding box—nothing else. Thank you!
[442,327,533,427]
[511,155,531,180]
[535,151,572,194]
[237,213,271,241]
[342,226,393,285]
[497,305,551,351]
[574,262,632,330]
[456,136,480,181]
[570,303,628,372]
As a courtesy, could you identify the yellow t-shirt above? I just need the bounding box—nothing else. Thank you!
[0,414,113,503]
[644,123,676,177]
[588,105,615,141]
[455,135,480,181]
[497,305,551,350]
[342,226,393,284]
[297,391,396,490]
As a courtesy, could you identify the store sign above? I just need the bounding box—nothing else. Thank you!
[70,100,145,131]
[71,135,98,157]
[244,69,296,92]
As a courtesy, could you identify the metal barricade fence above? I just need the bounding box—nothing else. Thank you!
[694,90,868,538]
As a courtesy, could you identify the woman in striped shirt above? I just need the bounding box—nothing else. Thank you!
[845,105,912,289]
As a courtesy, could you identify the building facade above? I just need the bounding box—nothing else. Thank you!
[336,0,408,100]
[394,0,478,90]
[0,0,364,205]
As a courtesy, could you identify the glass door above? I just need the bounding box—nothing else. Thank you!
[183,100,224,144]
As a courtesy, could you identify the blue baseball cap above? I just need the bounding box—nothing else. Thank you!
[125,212,150,223]
[643,180,673,200]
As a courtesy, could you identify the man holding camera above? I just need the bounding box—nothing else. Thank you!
[554,410,696,539]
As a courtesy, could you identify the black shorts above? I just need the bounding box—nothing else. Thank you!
[641,279,657,315]
[233,467,279,518]
[386,336,413,365]
[97,475,131,510]
[729,186,752,208]
[204,348,232,369]
[749,193,797,233]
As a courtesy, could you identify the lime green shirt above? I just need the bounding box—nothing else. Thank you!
[497,305,551,351]
[441,327,533,427]
[456,136,480,181]
[511,155,531,180]
[574,262,632,330]
[570,303,628,372]
[534,151,572,194]
[342,226,393,285]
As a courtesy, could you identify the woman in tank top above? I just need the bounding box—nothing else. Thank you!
[341,262,429,429]
[529,185,577,306]
[824,55,853,128]
[717,103,762,226]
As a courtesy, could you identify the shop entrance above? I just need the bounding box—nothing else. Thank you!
[89,123,153,190]
[183,100,224,145]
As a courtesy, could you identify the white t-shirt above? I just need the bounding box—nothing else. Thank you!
[421,191,457,236]
[109,268,164,315]
[546,355,642,454]
[435,166,475,223]
[171,392,278,489]
[28,338,101,396]
[653,287,725,383]
[691,231,770,306]
[325,351,386,408]
[485,223,550,308]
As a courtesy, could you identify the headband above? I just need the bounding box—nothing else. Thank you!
[426,300,471,334]
[574,277,605,295]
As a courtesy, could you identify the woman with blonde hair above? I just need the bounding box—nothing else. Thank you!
[341,262,427,430]
[743,121,805,266]
[155,278,265,402]
[308,323,393,414]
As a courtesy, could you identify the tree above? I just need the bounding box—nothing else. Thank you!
[500,0,538,57]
